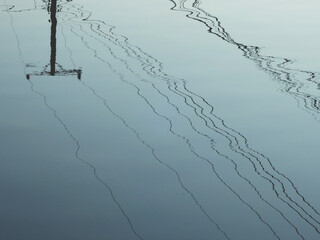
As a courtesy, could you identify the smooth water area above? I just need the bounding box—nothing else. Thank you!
[1,0,320,239]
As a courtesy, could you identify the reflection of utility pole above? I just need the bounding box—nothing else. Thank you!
[50,0,57,76]
[26,0,81,80]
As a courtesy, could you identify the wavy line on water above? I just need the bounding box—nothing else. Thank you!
[67,1,320,232]
[169,0,320,225]
[184,0,320,115]
[172,80,320,234]
[66,17,282,240]
[27,81,144,240]
[64,23,231,240]
[56,2,320,238]
[81,80,231,240]
[69,23,247,240]
[58,1,320,237]
[60,23,76,68]
[171,0,320,117]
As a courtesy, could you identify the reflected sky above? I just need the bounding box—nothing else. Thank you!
[1,0,320,240]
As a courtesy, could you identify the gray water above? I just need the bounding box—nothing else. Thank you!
[1,0,320,239]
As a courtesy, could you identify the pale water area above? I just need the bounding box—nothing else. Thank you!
[1,0,320,239]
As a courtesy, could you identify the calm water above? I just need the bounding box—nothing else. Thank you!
[1,0,320,239]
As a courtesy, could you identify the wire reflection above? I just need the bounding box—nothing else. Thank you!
[63,1,320,237]
[3,0,320,239]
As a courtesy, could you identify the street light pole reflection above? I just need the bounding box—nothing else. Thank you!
[26,0,82,80]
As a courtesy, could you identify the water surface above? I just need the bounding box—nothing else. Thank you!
[1,0,320,239]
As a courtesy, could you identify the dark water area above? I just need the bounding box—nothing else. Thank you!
[1,0,320,239]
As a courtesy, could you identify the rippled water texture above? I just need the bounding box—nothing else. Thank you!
[1,0,320,239]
